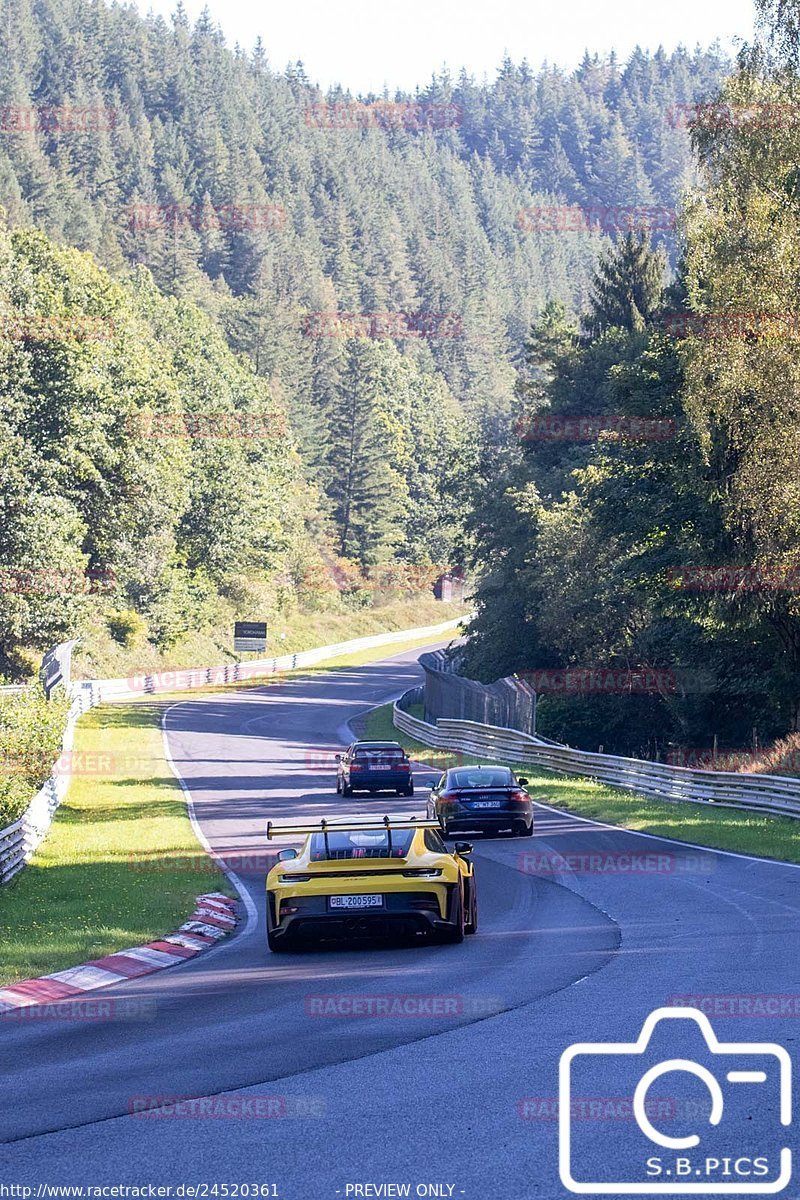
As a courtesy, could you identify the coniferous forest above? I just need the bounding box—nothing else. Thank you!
[1,0,799,759]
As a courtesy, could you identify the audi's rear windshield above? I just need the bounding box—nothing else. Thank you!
[309,830,415,860]
[449,767,514,788]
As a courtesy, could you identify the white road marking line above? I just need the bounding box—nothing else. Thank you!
[162,702,259,938]
[532,796,800,871]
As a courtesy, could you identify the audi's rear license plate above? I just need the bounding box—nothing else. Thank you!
[472,799,502,808]
[329,894,384,910]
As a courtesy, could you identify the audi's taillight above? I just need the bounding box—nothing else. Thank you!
[438,792,458,805]
[350,763,363,771]
[510,790,528,804]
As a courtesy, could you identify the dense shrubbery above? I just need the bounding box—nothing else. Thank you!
[0,687,71,826]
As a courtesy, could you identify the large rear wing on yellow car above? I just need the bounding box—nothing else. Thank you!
[266,814,441,857]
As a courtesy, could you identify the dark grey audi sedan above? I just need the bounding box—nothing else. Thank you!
[426,764,533,838]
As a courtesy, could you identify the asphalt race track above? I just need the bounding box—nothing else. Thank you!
[2,643,799,1198]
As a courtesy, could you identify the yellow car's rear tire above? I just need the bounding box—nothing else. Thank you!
[465,882,478,935]
[268,927,290,953]
[438,889,465,944]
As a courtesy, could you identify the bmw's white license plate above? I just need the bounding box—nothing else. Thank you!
[329,894,384,909]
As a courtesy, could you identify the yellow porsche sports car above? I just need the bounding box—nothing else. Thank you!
[265,816,477,951]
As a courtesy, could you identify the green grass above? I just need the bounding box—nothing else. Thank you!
[365,703,800,866]
[73,596,469,681]
[0,629,464,986]
[0,702,229,985]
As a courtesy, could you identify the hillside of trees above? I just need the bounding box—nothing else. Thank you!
[464,0,800,756]
[0,0,732,677]
[0,0,729,445]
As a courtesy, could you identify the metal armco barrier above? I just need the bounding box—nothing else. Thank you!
[0,614,466,886]
[393,690,800,821]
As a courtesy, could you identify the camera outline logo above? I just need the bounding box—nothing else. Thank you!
[559,1006,792,1194]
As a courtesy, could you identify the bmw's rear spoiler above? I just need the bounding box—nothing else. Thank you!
[266,814,441,857]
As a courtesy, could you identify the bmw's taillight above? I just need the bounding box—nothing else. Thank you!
[397,762,410,772]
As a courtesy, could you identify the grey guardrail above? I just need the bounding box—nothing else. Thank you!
[392,690,800,820]
[0,614,467,886]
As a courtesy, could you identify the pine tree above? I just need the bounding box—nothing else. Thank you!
[583,233,666,334]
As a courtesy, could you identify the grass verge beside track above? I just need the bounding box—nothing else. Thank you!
[0,702,228,986]
[365,703,800,867]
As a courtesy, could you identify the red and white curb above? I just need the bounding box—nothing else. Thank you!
[0,892,237,1014]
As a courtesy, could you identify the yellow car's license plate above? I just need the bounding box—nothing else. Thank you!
[329,894,384,910]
